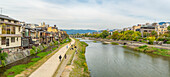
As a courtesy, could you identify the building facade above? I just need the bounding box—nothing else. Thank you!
[0,14,22,52]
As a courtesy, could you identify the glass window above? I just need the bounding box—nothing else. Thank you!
[2,25,6,34]
[11,26,15,34]
[1,37,6,45]
[7,25,10,34]
[25,29,29,36]
[11,37,15,42]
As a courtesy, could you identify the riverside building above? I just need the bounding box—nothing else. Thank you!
[0,14,22,52]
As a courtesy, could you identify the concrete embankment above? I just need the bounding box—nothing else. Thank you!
[2,43,52,66]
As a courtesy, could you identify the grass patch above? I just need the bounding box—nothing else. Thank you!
[70,39,90,77]
[52,46,58,51]
[93,41,97,43]
[67,50,75,65]
[37,51,52,58]
[31,58,41,62]
[4,51,52,77]
[4,39,72,77]
[80,41,88,46]
[4,64,31,77]
[123,45,127,48]
[111,42,119,45]
[134,45,170,57]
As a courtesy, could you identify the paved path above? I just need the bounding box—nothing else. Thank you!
[29,38,75,77]
[55,55,72,77]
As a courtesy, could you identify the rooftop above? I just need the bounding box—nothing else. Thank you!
[0,14,19,22]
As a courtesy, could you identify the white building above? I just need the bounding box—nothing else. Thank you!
[0,14,22,52]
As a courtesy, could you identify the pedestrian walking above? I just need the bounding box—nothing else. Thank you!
[75,50,78,54]
[64,54,67,59]
[59,55,62,61]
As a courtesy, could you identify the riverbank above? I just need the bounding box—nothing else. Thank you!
[82,37,170,57]
[2,39,71,77]
[60,39,90,77]
[69,39,90,77]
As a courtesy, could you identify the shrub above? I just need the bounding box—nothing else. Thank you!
[32,46,36,52]
[93,41,97,43]
[37,48,41,53]
[123,45,127,48]
[166,41,170,44]
[148,37,155,45]
[139,45,148,49]
[30,49,36,55]
[54,41,58,45]
[111,42,119,45]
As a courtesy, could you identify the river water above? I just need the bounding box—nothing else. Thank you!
[79,39,170,77]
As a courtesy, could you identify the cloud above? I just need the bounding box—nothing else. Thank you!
[0,0,170,30]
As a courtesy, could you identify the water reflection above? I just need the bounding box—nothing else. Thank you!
[80,39,170,77]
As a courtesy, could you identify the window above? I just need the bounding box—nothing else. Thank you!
[18,27,20,32]
[11,26,15,34]
[1,37,6,45]
[0,19,4,21]
[2,25,6,34]
[11,37,15,42]
[7,25,10,34]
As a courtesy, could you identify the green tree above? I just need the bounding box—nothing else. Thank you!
[101,30,109,38]
[168,26,170,32]
[0,52,8,66]
[112,31,119,40]
[151,31,157,37]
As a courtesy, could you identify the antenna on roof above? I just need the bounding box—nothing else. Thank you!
[0,8,2,14]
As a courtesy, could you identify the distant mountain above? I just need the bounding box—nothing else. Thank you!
[63,29,97,35]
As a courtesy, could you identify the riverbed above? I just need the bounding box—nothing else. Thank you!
[79,39,170,77]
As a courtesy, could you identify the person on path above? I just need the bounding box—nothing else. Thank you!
[64,54,67,59]
[75,49,78,54]
[59,55,62,61]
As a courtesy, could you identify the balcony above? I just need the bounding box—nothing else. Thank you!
[0,21,22,26]
[0,34,22,37]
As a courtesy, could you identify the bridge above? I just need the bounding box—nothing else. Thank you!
[69,35,84,38]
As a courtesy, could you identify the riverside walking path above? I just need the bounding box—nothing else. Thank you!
[29,38,75,77]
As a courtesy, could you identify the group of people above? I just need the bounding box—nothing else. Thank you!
[59,43,77,61]
[59,54,67,61]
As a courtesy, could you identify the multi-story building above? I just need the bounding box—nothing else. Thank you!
[140,23,155,37]
[155,25,168,36]
[47,25,59,41]
[132,24,141,32]
[0,14,22,52]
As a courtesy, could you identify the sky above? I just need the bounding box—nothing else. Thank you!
[0,0,170,30]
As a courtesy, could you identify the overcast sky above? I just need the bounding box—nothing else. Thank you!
[0,0,170,30]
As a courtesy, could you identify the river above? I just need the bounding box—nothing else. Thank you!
[79,39,170,77]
